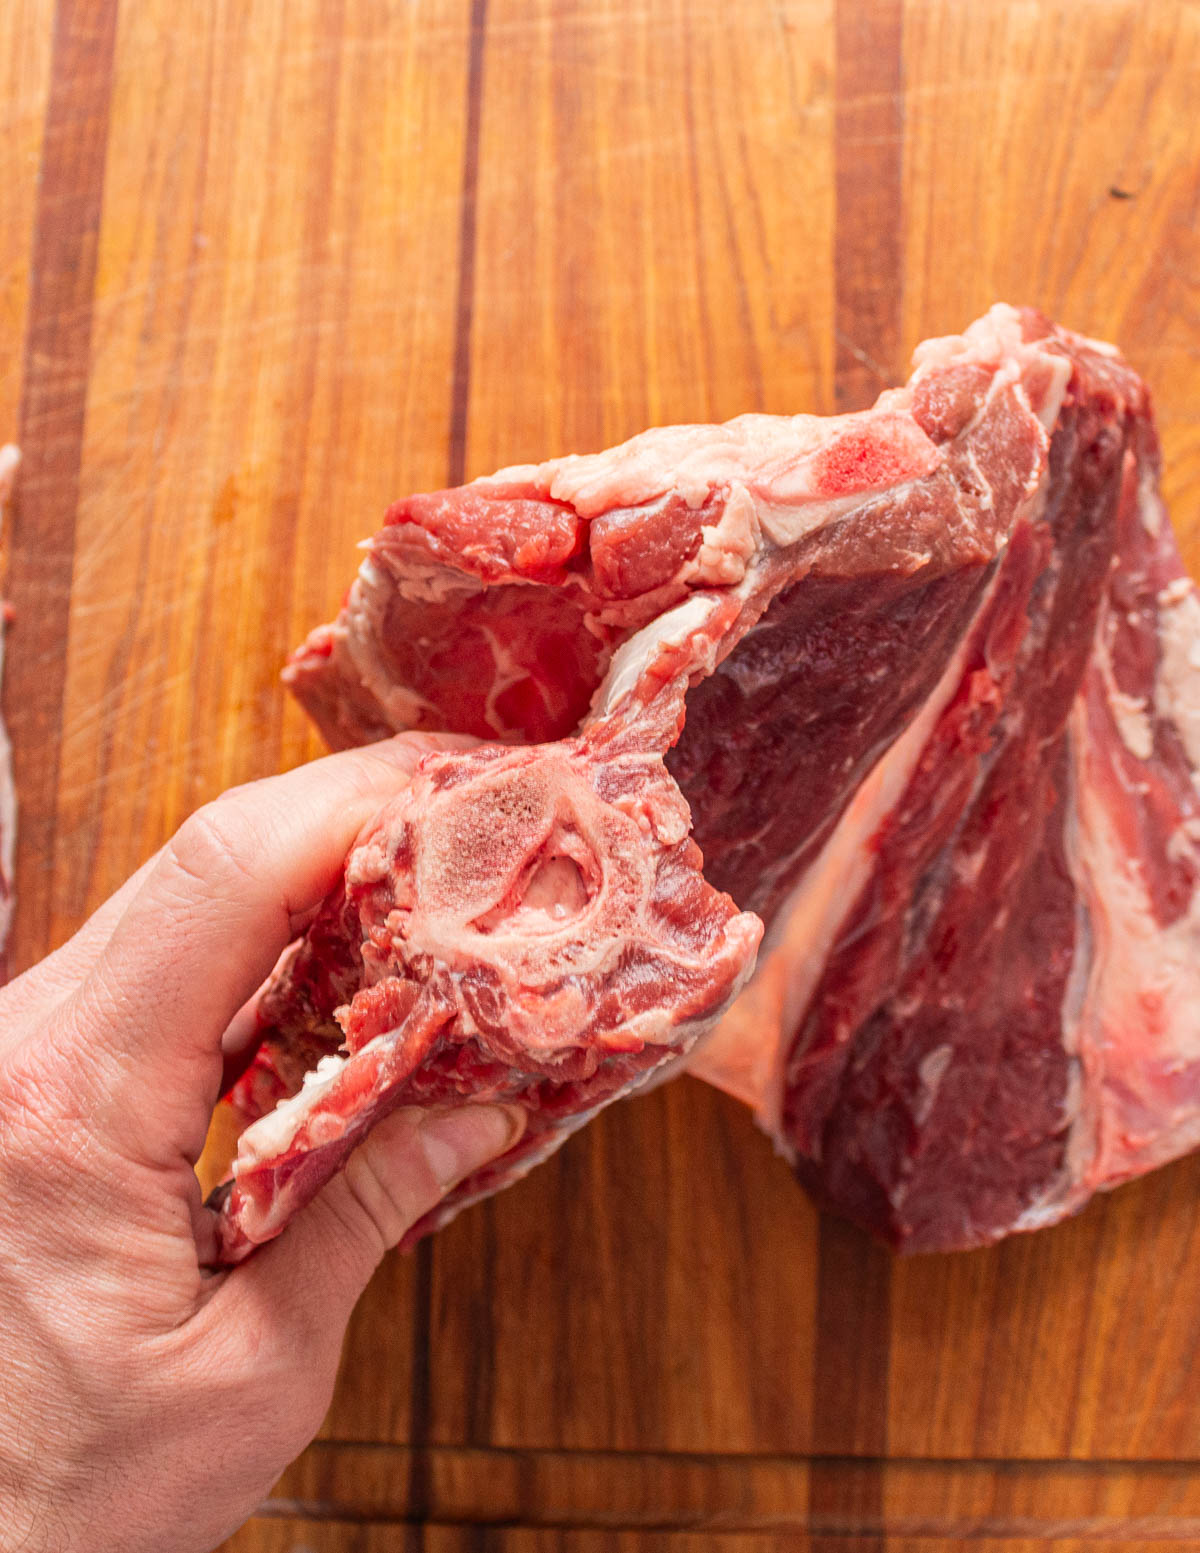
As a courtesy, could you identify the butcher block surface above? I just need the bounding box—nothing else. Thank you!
[4,1,1200,1549]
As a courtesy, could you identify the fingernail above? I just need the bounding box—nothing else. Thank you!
[418,1104,525,1189]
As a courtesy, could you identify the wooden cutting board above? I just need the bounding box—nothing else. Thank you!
[5,2,1200,1549]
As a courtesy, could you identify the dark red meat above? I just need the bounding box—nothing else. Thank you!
[212,307,1200,1261]
[214,624,760,1262]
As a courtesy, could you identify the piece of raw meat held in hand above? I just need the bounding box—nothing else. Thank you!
[211,619,761,1265]
[214,303,1200,1260]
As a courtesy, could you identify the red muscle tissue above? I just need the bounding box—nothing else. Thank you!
[209,306,1200,1263]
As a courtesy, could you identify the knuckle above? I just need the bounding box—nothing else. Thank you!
[170,801,259,891]
[338,1132,434,1254]
[313,1175,392,1268]
[166,798,268,909]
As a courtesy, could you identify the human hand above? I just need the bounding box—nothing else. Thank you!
[0,736,523,1553]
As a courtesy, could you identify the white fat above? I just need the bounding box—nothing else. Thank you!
[378,682,443,729]
[1093,615,1155,761]
[911,303,1022,374]
[689,483,759,585]
[1043,893,1095,1204]
[592,594,719,717]
[1029,355,1072,436]
[478,624,539,735]
[1051,687,1200,1211]
[1159,576,1193,607]
[306,1053,348,1087]
[379,549,486,607]
[690,567,1001,1132]
[1108,690,1154,760]
[0,444,19,506]
[1139,465,1166,537]
[340,558,443,731]
[1025,579,1200,1229]
[910,303,1070,435]
[1012,1195,1071,1234]
[1155,581,1200,772]
[478,463,541,487]
[755,490,869,549]
[494,394,950,527]
[234,1053,349,1171]
[915,1044,953,1126]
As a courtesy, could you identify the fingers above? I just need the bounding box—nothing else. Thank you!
[66,734,467,1160]
[209,1103,521,1366]
[215,931,307,1097]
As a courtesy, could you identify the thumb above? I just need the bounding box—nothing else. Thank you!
[213,1102,523,1366]
[333,1101,524,1271]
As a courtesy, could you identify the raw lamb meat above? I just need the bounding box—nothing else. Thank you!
[213,683,761,1262]
[213,305,1200,1261]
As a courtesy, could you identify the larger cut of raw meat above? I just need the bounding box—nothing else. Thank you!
[212,306,1200,1262]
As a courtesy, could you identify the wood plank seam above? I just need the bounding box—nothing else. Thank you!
[252,1505,1200,1540]
[300,1443,1200,1469]
[447,0,489,489]
[264,1442,1200,1538]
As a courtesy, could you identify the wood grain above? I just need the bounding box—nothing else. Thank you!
[0,0,54,958]
[0,2,53,438]
[5,0,1200,1550]
[216,1529,986,1553]
[890,0,1200,1465]
[246,1442,1200,1535]
[217,1511,1200,1553]
[404,0,834,1462]
[899,0,1200,547]
[48,0,475,951]
[810,12,907,1547]
[8,0,117,973]
[833,0,904,406]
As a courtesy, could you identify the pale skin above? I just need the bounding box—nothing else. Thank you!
[0,735,524,1553]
